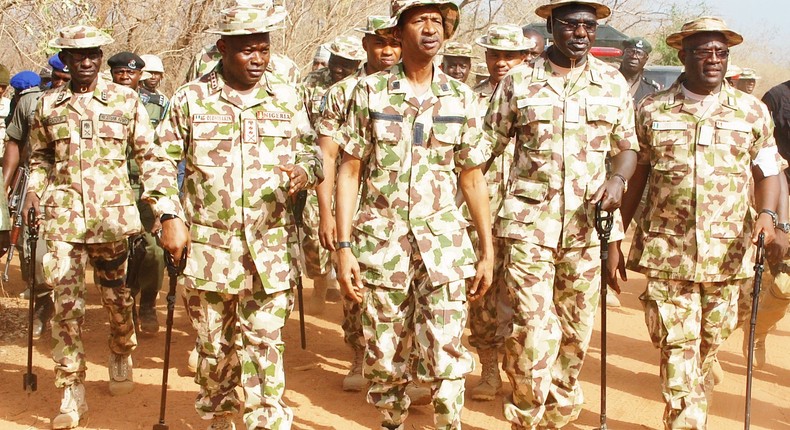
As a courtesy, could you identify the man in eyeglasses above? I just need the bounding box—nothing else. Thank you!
[612,17,780,428]
[483,0,637,428]
[619,37,661,105]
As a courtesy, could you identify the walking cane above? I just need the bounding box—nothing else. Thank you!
[292,190,308,349]
[744,232,765,430]
[595,201,613,430]
[23,208,38,392]
[153,245,187,430]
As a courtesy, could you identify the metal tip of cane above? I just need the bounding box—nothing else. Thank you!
[23,373,37,392]
[153,422,169,430]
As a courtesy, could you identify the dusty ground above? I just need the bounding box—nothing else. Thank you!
[0,243,788,430]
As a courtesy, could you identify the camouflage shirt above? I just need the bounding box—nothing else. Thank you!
[301,67,336,127]
[185,42,301,85]
[343,63,486,288]
[485,55,638,249]
[315,67,367,143]
[627,79,778,282]
[157,66,322,295]
[27,78,182,243]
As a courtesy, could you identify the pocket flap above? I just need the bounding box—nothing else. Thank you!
[648,217,686,236]
[710,221,741,239]
[190,223,239,249]
[511,178,549,202]
[425,209,469,235]
[353,212,395,240]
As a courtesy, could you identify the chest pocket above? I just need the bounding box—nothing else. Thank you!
[516,97,553,150]
[45,121,72,161]
[651,121,691,172]
[192,122,235,166]
[371,112,404,171]
[427,116,463,171]
[258,119,292,166]
[96,120,128,160]
[585,97,618,152]
[714,120,752,174]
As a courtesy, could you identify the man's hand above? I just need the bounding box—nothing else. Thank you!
[22,193,41,228]
[337,247,363,303]
[319,213,337,251]
[159,216,190,263]
[753,213,777,245]
[282,164,308,196]
[468,254,493,302]
[767,229,789,263]
[590,176,626,212]
[607,240,626,294]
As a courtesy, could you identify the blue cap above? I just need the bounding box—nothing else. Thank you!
[48,54,69,73]
[10,70,41,91]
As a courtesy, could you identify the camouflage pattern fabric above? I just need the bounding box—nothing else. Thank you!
[27,77,183,243]
[627,80,776,282]
[156,65,320,427]
[502,240,601,428]
[343,62,486,428]
[185,43,300,85]
[184,276,294,429]
[43,239,135,387]
[639,278,743,429]
[0,169,9,230]
[484,54,637,427]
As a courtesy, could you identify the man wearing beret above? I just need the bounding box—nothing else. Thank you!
[48,54,72,90]
[615,16,779,428]
[25,25,184,429]
[619,36,661,105]
[484,0,638,427]
[156,4,322,429]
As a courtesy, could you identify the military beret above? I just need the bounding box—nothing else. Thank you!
[623,37,652,54]
[107,52,146,71]
[10,70,41,91]
[0,64,9,86]
[48,54,69,73]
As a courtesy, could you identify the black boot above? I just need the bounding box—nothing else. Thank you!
[32,292,54,339]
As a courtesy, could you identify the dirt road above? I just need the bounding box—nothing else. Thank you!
[1,252,788,429]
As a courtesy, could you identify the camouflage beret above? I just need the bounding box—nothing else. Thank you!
[378,0,460,40]
[49,25,114,49]
[206,5,287,36]
[476,25,536,52]
[108,52,145,71]
[440,42,475,58]
[623,37,652,54]
[326,35,366,62]
[666,16,743,50]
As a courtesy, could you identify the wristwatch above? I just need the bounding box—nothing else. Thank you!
[777,222,790,234]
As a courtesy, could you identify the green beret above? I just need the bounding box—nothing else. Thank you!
[623,37,652,54]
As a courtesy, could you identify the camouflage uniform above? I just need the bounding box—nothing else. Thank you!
[27,74,181,389]
[343,62,485,429]
[185,43,300,85]
[157,56,321,428]
[627,78,777,429]
[485,55,637,428]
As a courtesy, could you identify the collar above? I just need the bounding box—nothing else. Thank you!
[54,77,110,106]
[531,53,604,86]
[662,78,738,112]
[386,63,454,97]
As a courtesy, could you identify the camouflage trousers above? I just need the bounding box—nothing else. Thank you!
[42,239,135,388]
[184,275,294,430]
[301,189,333,278]
[502,241,600,429]
[19,231,47,288]
[342,296,364,352]
[362,241,474,429]
[640,278,743,430]
[737,260,790,334]
[468,233,512,350]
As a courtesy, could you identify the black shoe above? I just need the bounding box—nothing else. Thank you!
[139,307,159,334]
[32,293,54,339]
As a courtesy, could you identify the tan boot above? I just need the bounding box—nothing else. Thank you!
[52,383,88,429]
[605,287,621,307]
[471,348,502,401]
[108,353,134,396]
[709,357,724,385]
[187,347,199,374]
[342,349,367,392]
[208,414,235,430]
[307,274,329,315]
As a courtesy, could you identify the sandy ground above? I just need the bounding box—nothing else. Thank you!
[0,244,788,430]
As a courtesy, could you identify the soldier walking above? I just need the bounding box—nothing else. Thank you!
[336,1,494,428]
[25,25,182,429]
[615,17,780,429]
[484,1,638,428]
[155,5,321,430]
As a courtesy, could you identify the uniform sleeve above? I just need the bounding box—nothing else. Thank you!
[292,89,323,187]
[484,73,518,160]
[634,98,653,166]
[0,172,10,230]
[342,81,373,162]
[142,91,185,219]
[26,101,53,198]
[5,94,31,142]
[749,101,777,160]
[610,87,639,157]
[315,83,346,139]
[456,89,488,169]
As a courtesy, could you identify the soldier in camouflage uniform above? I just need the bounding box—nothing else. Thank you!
[156,5,322,430]
[466,24,532,403]
[614,17,780,429]
[301,34,365,313]
[439,42,475,83]
[336,1,494,429]
[484,1,638,427]
[25,25,183,429]
[314,15,401,392]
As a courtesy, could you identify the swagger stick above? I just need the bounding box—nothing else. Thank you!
[744,232,765,430]
[595,201,614,430]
